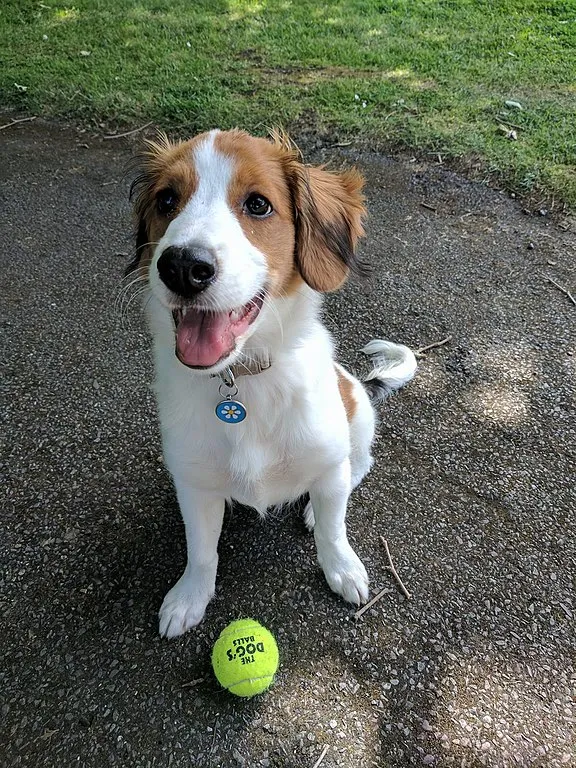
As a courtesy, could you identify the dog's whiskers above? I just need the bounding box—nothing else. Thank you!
[115,269,151,329]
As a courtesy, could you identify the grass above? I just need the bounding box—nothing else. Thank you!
[1,0,575,205]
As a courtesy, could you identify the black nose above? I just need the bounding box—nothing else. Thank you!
[157,246,217,298]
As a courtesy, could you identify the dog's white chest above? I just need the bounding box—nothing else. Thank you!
[172,419,334,510]
[160,370,347,512]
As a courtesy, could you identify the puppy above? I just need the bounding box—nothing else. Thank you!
[128,129,416,638]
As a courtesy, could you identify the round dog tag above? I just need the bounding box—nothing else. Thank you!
[215,399,247,424]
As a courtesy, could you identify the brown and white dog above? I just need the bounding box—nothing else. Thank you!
[127,129,416,638]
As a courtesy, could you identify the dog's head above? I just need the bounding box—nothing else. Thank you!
[129,129,365,372]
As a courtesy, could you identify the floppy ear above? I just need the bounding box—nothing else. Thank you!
[285,156,366,292]
[125,132,175,276]
[125,217,149,276]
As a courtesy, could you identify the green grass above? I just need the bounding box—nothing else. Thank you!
[2,0,575,204]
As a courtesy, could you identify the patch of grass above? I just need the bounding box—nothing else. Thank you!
[1,0,575,204]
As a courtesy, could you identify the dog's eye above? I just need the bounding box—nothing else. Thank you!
[244,193,273,218]
[156,188,179,216]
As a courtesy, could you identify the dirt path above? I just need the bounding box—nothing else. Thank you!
[1,119,575,768]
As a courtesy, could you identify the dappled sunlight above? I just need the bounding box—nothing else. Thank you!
[411,359,452,396]
[381,68,435,90]
[413,340,546,427]
[463,383,529,427]
[472,342,539,384]
[228,0,267,16]
[271,651,382,763]
[385,68,411,79]
[425,653,574,765]
[462,341,541,428]
[51,7,80,23]
[261,64,435,91]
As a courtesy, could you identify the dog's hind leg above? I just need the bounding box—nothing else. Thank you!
[304,377,375,532]
[310,459,369,605]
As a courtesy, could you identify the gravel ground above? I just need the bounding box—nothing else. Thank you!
[1,120,575,768]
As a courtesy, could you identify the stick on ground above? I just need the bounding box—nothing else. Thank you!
[312,745,329,768]
[0,115,37,131]
[381,537,412,599]
[354,586,389,620]
[103,121,153,140]
[545,276,576,307]
[415,335,452,358]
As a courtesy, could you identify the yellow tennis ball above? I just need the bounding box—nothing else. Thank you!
[211,619,279,697]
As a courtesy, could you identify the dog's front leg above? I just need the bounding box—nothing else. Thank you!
[310,460,369,606]
[159,484,225,638]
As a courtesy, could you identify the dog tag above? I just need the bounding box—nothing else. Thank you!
[215,397,247,424]
[215,371,247,424]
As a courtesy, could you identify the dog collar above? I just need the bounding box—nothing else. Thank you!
[212,353,271,384]
[227,353,272,379]
[212,354,271,424]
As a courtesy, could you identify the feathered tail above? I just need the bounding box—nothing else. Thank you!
[361,339,417,404]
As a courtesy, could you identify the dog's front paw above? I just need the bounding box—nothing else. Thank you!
[159,567,216,639]
[317,543,369,606]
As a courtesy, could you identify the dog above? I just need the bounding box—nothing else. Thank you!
[127,129,416,638]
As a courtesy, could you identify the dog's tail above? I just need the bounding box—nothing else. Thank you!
[361,339,417,405]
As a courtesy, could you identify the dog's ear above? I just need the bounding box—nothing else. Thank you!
[294,166,366,291]
[276,135,366,292]
[124,216,149,277]
[125,132,175,276]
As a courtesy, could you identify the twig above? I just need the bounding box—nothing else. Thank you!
[420,202,437,212]
[415,335,453,358]
[329,141,352,147]
[312,745,329,768]
[103,121,152,140]
[0,115,37,131]
[354,586,389,620]
[38,728,59,741]
[545,276,576,307]
[210,717,219,758]
[496,119,523,131]
[180,677,204,688]
[381,537,411,599]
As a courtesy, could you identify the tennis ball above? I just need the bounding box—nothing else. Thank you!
[211,619,279,697]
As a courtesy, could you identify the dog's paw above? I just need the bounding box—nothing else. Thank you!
[303,500,315,532]
[317,543,369,606]
[159,570,215,639]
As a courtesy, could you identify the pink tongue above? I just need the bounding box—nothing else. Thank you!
[176,308,249,368]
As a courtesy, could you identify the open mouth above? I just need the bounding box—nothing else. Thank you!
[171,293,264,369]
